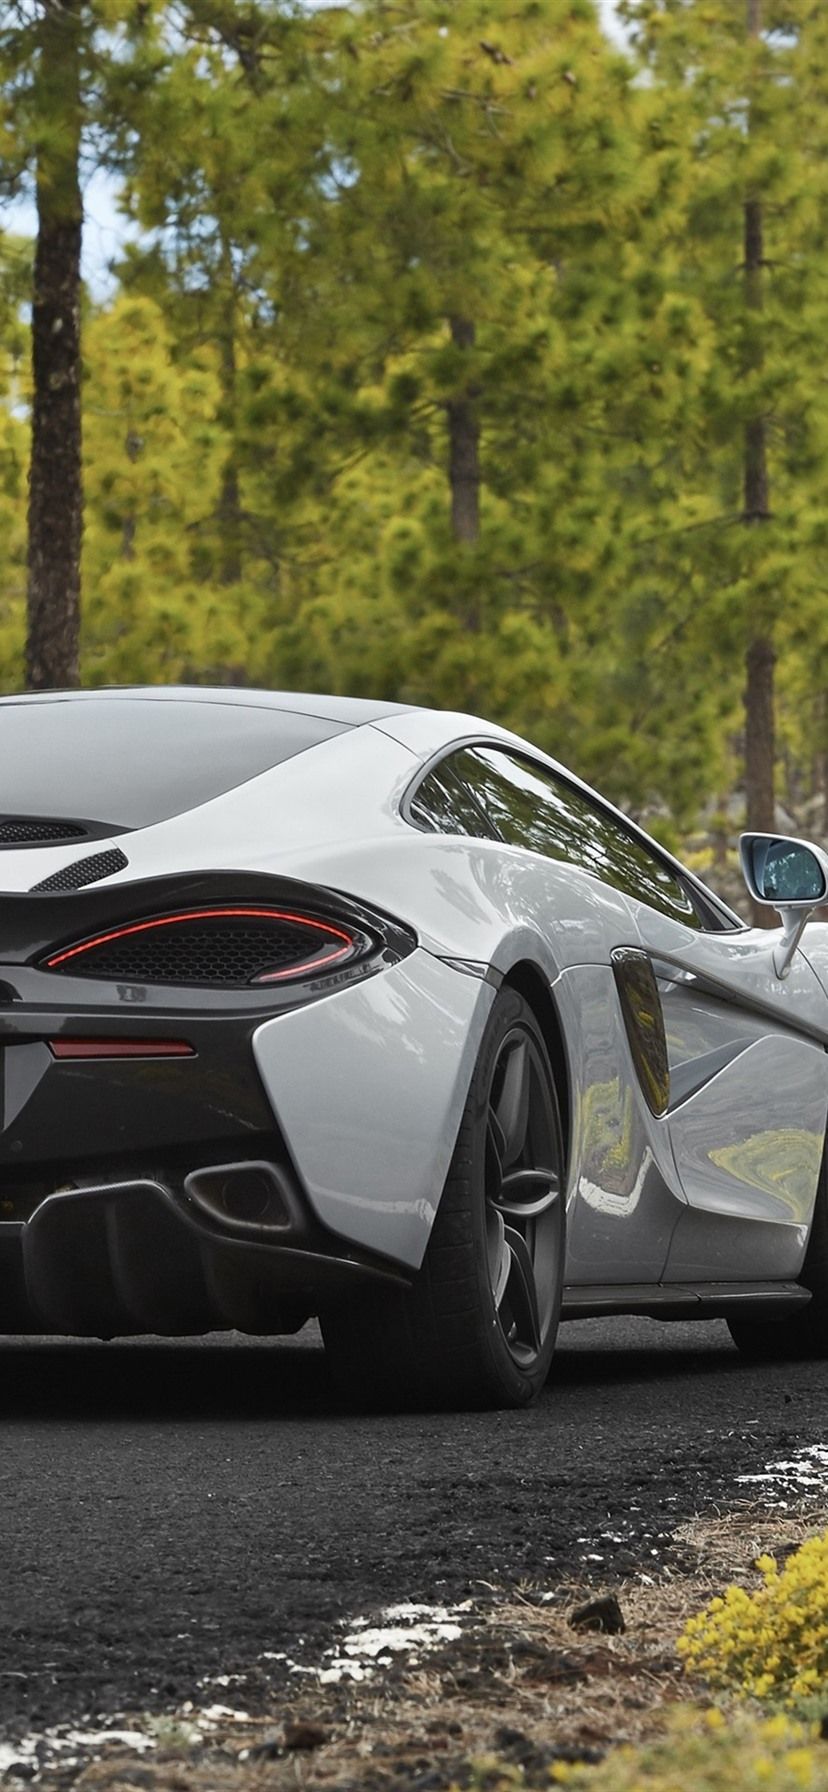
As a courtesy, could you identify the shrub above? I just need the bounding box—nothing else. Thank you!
[549,1710,828,1792]
[678,1530,828,1704]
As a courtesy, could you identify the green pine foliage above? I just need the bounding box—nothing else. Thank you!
[82,294,245,684]
[0,0,826,836]
[617,0,828,820]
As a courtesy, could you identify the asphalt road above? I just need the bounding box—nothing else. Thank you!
[0,1317,826,1734]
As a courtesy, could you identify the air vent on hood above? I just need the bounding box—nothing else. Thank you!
[31,847,130,893]
[0,817,86,847]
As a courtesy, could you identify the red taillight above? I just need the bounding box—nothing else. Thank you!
[253,949,350,983]
[49,1039,195,1060]
[42,906,358,987]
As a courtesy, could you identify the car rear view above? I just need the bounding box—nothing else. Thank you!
[0,689,425,1339]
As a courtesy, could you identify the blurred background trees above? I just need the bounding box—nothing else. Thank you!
[1,0,827,868]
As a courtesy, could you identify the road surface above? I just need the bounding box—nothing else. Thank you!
[0,1317,825,1733]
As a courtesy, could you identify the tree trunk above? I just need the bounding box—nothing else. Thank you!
[743,388,773,858]
[447,315,480,549]
[742,0,774,925]
[217,249,242,587]
[26,0,83,691]
[744,635,775,832]
[818,693,828,834]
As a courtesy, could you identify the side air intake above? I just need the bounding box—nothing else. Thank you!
[32,847,130,893]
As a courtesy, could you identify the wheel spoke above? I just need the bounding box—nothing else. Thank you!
[502,1167,560,1197]
[486,1207,511,1309]
[487,1106,507,1180]
[483,1019,564,1371]
[502,1226,542,1354]
[493,1037,530,1168]
[495,1168,560,1220]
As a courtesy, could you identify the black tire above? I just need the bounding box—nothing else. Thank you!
[728,1139,828,1361]
[321,986,565,1411]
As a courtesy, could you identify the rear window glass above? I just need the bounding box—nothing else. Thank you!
[0,698,347,830]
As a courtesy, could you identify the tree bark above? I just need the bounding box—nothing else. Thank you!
[742,0,774,924]
[447,315,480,550]
[743,383,774,853]
[744,634,775,831]
[26,0,84,692]
[817,693,828,834]
[217,286,242,587]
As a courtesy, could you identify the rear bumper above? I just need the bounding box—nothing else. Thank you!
[1,944,493,1264]
[0,986,416,1333]
[0,909,493,1328]
[0,1171,410,1338]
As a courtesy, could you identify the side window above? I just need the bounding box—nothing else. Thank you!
[454,747,592,863]
[406,757,496,840]
[452,746,699,926]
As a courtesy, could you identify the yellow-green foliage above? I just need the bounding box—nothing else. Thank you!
[678,1532,828,1704]
[546,1710,828,1792]
[81,296,266,683]
[2,0,828,839]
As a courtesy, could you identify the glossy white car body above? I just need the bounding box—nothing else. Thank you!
[1,687,827,1383]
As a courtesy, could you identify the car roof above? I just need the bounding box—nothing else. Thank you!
[0,687,744,930]
[0,686,418,727]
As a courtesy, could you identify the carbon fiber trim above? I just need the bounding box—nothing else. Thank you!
[0,818,85,847]
[611,947,670,1116]
[32,847,129,893]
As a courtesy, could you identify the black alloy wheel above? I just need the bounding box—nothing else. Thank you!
[322,987,566,1410]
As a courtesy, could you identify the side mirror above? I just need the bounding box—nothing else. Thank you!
[740,832,828,978]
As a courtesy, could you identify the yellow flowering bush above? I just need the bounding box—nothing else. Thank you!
[678,1530,828,1703]
[548,1711,828,1792]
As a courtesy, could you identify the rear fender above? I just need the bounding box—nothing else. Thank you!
[252,949,495,1270]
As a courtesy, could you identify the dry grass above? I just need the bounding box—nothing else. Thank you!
[28,1504,828,1792]
[674,1504,826,1579]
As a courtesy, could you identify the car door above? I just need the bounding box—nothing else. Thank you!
[483,751,828,1287]
[626,899,828,1282]
[431,745,692,1288]
[445,744,828,1287]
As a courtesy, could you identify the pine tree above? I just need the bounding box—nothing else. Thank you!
[272,0,641,605]
[210,0,657,744]
[0,0,162,689]
[81,293,250,683]
[111,0,314,608]
[0,235,30,689]
[618,0,828,866]
[2,1,84,686]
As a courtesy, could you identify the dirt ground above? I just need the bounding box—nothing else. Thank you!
[9,1502,826,1792]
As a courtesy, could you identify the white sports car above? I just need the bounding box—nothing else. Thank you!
[0,687,826,1408]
